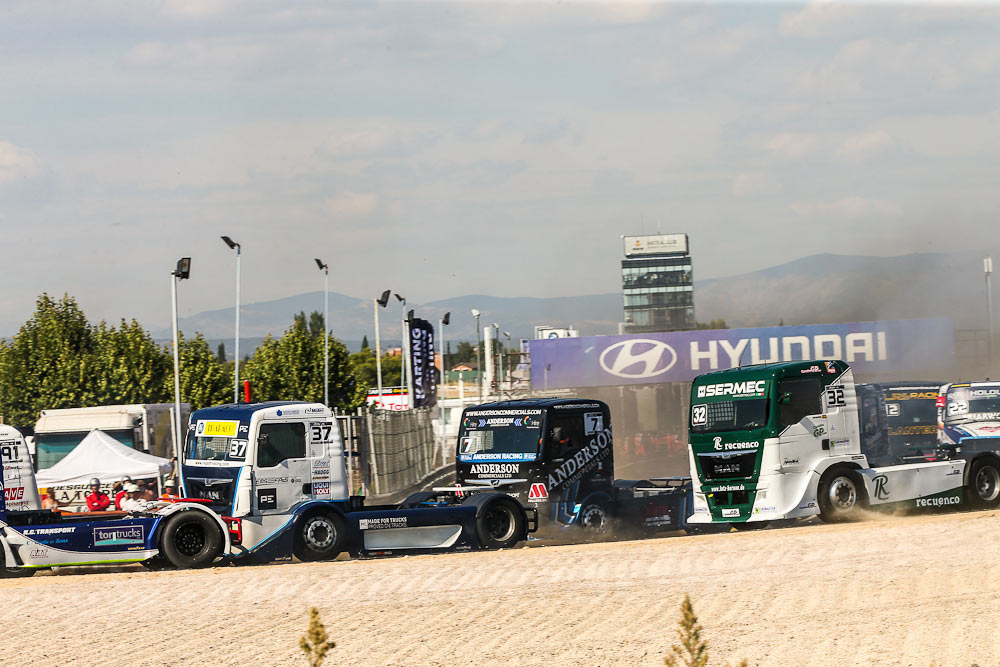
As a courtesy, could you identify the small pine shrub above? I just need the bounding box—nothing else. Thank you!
[664,594,747,667]
[300,607,336,667]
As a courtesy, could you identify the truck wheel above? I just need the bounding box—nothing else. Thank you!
[818,470,865,522]
[159,511,223,569]
[966,459,1000,509]
[578,500,611,536]
[475,497,525,550]
[293,511,346,562]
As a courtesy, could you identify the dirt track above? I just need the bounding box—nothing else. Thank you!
[4,509,1000,666]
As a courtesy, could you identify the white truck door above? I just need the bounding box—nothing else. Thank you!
[777,377,826,471]
[307,418,346,501]
[253,420,312,515]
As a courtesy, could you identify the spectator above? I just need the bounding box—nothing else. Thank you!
[119,483,145,512]
[84,478,111,512]
[41,487,64,511]
[136,480,156,501]
[160,479,180,500]
[114,475,132,510]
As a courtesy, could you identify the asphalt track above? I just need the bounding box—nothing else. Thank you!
[4,508,999,665]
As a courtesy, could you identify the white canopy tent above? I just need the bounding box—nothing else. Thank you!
[35,429,173,489]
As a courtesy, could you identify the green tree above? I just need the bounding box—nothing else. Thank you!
[168,332,233,409]
[217,342,227,362]
[360,335,369,350]
[91,319,172,405]
[451,341,478,366]
[243,317,360,410]
[0,294,99,427]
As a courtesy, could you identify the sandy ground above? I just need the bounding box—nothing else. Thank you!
[4,509,1000,666]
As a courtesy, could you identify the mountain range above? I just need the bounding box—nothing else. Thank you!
[163,249,999,354]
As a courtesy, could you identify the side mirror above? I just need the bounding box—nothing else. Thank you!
[257,433,269,449]
[779,392,793,405]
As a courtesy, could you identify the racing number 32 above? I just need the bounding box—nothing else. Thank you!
[825,385,846,408]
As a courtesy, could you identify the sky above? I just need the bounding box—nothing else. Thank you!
[2,1,999,335]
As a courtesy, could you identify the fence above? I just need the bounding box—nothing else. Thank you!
[335,407,443,499]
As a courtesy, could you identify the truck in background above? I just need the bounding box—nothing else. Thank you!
[436,398,698,538]
[857,382,942,466]
[686,360,1000,527]
[1,425,41,512]
[938,382,1000,446]
[31,403,190,469]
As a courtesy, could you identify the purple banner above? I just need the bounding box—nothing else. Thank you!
[529,318,955,389]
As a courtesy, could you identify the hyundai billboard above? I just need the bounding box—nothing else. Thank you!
[529,318,955,389]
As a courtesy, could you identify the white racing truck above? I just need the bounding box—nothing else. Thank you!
[938,382,1000,447]
[686,360,1000,527]
[0,400,533,576]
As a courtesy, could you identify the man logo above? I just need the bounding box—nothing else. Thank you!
[599,339,677,379]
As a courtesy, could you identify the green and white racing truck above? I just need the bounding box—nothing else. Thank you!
[686,360,1000,526]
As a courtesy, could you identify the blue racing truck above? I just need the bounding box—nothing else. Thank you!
[0,400,534,576]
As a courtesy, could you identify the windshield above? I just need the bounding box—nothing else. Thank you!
[945,386,1000,423]
[885,393,938,437]
[690,399,769,433]
[457,409,542,460]
[185,419,247,462]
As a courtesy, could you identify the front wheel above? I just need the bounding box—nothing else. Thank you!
[966,459,1000,509]
[818,470,866,522]
[159,511,223,569]
[475,497,526,550]
[578,500,612,537]
[293,512,346,562]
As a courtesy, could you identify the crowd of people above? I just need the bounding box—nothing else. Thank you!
[41,475,181,514]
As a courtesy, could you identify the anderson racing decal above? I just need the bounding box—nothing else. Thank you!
[469,463,519,478]
[547,427,612,489]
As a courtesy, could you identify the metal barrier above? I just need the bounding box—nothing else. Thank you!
[335,407,439,498]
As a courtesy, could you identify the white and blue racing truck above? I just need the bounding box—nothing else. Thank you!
[0,401,533,576]
[938,382,1000,447]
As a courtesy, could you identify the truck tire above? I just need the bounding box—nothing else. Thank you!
[818,469,866,523]
[578,500,611,536]
[474,496,525,550]
[159,511,223,569]
[293,511,346,562]
[965,458,1000,509]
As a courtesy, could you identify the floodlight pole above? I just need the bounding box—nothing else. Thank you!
[316,259,329,406]
[987,257,995,375]
[438,312,450,463]
[221,236,241,403]
[373,290,390,409]
[472,310,482,397]
[170,258,190,467]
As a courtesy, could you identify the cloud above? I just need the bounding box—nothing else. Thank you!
[523,118,569,146]
[766,133,818,158]
[319,128,440,159]
[837,130,894,161]
[789,196,902,219]
[778,2,872,39]
[158,0,235,20]
[0,141,40,183]
[732,172,778,198]
[322,192,377,220]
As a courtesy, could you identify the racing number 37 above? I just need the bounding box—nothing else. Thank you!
[310,422,333,443]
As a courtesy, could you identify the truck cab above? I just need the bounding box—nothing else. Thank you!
[0,425,41,512]
[857,382,942,466]
[454,398,693,536]
[183,401,533,563]
[938,382,1000,446]
[688,361,1000,526]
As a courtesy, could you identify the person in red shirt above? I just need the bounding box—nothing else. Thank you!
[85,478,111,512]
[114,476,132,510]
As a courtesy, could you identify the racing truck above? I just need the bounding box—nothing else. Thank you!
[422,398,699,538]
[686,360,1000,527]
[938,381,1000,447]
[0,400,533,576]
[857,381,942,466]
[179,401,534,563]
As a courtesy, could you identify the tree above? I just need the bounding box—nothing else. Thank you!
[91,319,172,405]
[360,335,369,350]
[217,342,227,362]
[243,317,360,410]
[450,341,478,365]
[293,310,326,339]
[167,332,233,410]
[0,294,99,427]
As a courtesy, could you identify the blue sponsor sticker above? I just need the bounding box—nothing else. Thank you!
[93,525,146,547]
